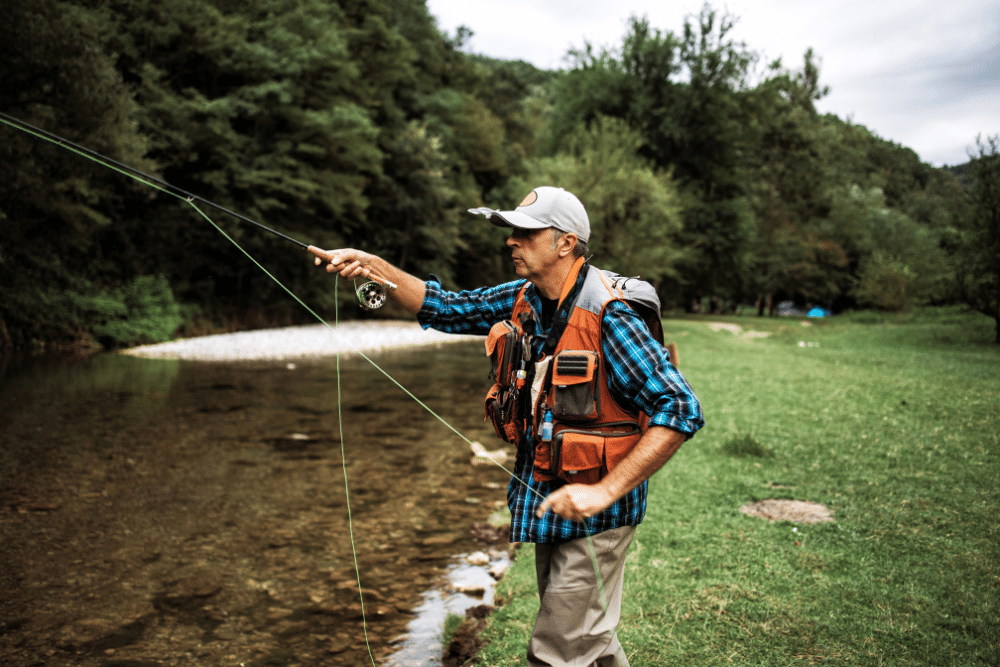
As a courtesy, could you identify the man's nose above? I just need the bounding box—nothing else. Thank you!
[506,234,517,247]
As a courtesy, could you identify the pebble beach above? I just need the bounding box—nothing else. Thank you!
[122,320,484,361]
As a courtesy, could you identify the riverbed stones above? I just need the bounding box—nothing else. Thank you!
[4,330,513,667]
[123,321,482,361]
[421,533,460,546]
[488,562,510,581]
[465,551,490,566]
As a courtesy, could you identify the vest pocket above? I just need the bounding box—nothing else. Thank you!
[535,422,642,485]
[553,430,604,485]
[484,383,521,445]
[550,351,600,421]
[485,320,521,387]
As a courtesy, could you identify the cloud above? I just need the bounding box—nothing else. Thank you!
[427,0,1000,166]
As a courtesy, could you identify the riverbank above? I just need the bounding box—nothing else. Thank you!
[123,320,483,361]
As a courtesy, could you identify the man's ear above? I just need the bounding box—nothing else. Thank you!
[558,233,578,258]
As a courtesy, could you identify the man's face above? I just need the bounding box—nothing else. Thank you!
[506,227,560,284]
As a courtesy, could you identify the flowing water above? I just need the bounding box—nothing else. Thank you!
[0,342,516,667]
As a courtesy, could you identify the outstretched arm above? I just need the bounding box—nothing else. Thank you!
[308,246,427,316]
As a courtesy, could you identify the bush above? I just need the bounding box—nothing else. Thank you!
[70,275,181,347]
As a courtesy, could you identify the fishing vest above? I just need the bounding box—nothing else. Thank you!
[484,257,662,485]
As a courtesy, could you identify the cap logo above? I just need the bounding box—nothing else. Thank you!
[518,191,538,208]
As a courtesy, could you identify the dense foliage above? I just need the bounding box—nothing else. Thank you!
[0,1,995,349]
[953,137,1000,342]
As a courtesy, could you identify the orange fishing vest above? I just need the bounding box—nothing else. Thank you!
[484,257,651,485]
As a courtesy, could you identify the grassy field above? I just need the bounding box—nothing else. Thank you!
[476,308,999,666]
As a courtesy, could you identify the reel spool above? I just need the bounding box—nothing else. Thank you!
[356,281,388,310]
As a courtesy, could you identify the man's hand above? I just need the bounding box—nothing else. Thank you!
[306,246,427,315]
[308,246,376,280]
[536,484,615,523]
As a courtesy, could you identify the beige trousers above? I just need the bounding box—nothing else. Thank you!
[527,526,636,667]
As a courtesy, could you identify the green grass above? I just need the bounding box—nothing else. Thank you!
[478,310,999,666]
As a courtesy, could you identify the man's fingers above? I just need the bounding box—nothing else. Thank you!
[536,489,578,521]
[307,245,334,261]
[307,247,376,283]
[536,486,605,523]
[536,497,553,518]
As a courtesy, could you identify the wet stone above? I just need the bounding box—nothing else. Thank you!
[327,637,353,654]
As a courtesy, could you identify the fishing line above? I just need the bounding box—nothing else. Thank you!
[189,198,616,661]
[0,111,308,248]
[333,274,377,667]
[3,111,617,651]
[0,111,531,484]
[6,112,523,482]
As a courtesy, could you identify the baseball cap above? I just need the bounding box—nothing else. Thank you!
[468,186,590,243]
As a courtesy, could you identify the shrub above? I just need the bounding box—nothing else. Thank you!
[70,275,181,347]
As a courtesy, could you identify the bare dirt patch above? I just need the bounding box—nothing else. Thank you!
[739,499,835,524]
[706,322,770,342]
[707,322,743,335]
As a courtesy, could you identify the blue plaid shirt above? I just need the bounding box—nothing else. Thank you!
[417,275,703,543]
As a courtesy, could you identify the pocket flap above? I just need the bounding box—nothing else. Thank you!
[485,320,514,356]
[551,351,597,386]
[603,428,641,472]
[556,431,604,472]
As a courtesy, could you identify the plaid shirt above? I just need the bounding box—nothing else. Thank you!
[417,274,703,543]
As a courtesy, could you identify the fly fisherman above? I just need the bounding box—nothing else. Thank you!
[310,187,703,667]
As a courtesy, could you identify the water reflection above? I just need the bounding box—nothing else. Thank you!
[385,552,509,667]
[0,343,513,666]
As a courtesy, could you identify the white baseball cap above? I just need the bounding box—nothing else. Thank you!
[468,186,590,243]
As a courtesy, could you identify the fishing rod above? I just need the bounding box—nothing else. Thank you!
[0,111,397,309]
[4,109,624,663]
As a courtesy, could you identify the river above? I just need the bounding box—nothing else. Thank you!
[0,341,515,667]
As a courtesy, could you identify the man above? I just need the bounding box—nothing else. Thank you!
[310,186,703,667]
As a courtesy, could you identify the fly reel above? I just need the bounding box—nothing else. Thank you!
[355,277,398,310]
[356,281,387,310]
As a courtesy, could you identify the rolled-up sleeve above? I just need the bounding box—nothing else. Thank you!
[601,300,704,436]
[417,278,525,336]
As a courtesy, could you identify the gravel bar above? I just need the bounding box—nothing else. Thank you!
[121,320,483,362]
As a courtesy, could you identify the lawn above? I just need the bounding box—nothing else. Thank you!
[476,308,999,666]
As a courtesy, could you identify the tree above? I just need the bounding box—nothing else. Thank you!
[955,136,1000,342]
[0,0,152,348]
[95,0,390,318]
[742,51,833,311]
[547,8,757,301]
[515,116,685,286]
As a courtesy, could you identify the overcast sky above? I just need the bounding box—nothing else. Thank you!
[425,0,999,167]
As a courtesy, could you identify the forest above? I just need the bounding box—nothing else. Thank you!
[1,0,998,350]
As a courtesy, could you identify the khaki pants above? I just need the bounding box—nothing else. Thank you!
[527,526,635,667]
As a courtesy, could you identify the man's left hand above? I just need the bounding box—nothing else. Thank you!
[536,484,615,523]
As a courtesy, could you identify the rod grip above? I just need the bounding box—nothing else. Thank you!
[307,246,396,291]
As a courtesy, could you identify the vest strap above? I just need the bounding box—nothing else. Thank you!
[542,260,589,357]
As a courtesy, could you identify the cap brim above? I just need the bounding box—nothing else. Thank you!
[489,210,552,231]
[468,206,552,231]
